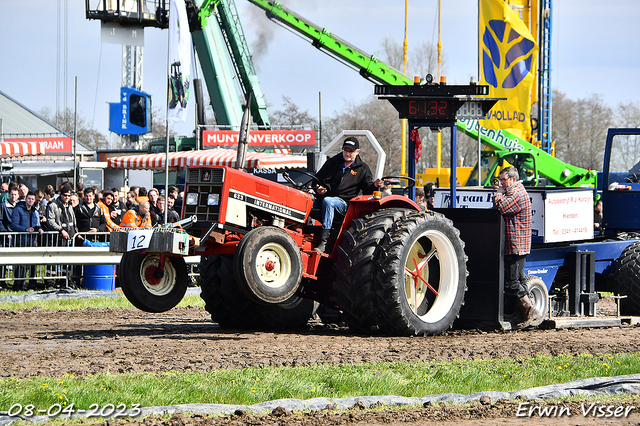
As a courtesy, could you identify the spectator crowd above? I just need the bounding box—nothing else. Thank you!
[0,181,184,291]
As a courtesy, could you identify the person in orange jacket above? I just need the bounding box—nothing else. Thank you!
[97,191,121,231]
[120,200,152,229]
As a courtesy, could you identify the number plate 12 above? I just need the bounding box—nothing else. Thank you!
[126,229,154,251]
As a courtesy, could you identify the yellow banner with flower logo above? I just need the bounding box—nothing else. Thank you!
[480,0,538,139]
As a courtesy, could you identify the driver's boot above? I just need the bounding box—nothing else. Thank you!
[516,295,543,329]
[314,229,331,253]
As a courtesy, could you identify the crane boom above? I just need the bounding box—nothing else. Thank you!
[248,0,595,187]
[190,0,244,128]
[196,0,270,127]
[246,0,411,86]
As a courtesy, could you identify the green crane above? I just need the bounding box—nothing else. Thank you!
[247,0,596,187]
[246,0,410,86]
[195,0,270,127]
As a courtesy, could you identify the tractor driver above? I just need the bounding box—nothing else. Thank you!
[313,136,383,252]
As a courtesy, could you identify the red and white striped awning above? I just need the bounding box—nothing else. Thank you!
[180,149,307,169]
[107,149,307,170]
[106,151,193,170]
[0,141,46,158]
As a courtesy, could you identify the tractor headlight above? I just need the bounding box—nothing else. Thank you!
[186,193,198,206]
[207,193,220,206]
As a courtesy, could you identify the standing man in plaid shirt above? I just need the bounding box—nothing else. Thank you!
[493,166,542,328]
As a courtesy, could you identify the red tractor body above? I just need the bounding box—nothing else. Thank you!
[114,164,468,336]
[183,166,423,279]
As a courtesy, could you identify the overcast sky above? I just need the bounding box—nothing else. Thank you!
[1,0,639,143]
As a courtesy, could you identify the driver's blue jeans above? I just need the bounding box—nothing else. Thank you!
[320,196,348,230]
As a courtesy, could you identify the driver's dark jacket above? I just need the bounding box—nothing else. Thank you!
[315,153,376,202]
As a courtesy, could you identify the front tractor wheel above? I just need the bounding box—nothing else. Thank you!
[119,253,188,313]
[334,209,468,336]
[199,255,316,330]
[234,226,303,304]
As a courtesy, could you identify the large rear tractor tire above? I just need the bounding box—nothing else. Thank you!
[119,253,188,313]
[334,209,468,336]
[611,241,640,315]
[199,255,316,330]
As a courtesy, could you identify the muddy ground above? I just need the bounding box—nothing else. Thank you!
[2,297,640,425]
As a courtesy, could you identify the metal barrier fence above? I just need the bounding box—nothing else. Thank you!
[0,231,200,291]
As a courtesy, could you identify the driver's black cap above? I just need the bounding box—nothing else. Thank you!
[342,136,360,151]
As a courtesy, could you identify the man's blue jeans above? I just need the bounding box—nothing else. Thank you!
[320,196,348,230]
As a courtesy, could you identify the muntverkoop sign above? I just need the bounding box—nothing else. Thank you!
[203,130,315,149]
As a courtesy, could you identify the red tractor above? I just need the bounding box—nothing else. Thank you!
[113,161,468,336]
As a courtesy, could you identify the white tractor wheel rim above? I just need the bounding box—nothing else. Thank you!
[141,256,176,296]
[403,229,459,323]
[256,242,292,289]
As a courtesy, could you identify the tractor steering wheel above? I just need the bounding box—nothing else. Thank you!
[626,173,640,183]
[282,168,324,191]
[380,176,416,196]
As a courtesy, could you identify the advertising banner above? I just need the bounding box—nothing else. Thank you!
[479,0,538,138]
[203,130,316,149]
[544,190,594,243]
[433,187,545,239]
[4,137,73,155]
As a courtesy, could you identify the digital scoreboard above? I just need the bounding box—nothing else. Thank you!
[375,83,501,123]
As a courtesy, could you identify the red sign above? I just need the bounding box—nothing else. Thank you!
[5,137,74,155]
[203,130,316,149]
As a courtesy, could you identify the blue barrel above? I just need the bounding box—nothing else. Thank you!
[84,264,116,291]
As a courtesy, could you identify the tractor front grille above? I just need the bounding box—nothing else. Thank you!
[184,168,224,223]
[187,168,224,184]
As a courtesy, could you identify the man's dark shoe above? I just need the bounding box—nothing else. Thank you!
[314,229,331,253]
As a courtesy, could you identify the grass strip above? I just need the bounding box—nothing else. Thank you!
[1,353,639,411]
[0,293,205,310]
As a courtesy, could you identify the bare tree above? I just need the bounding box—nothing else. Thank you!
[552,90,579,164]
[379,37,405,71]
[150,108,172,138]
[609,101,640,172]
[39,107,109,150]
[615,101,640,128]
[322,96,403,175]
[269,96,317,128]
[135,108,175,151]
[581,94,612,170]
[552,91,612,170]
[410,40,442,80]
[377,37,443,80]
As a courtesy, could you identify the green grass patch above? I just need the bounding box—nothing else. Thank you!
[0,292,205,310]
[1,353,639,412]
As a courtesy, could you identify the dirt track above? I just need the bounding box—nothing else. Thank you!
[2,299,640,425]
